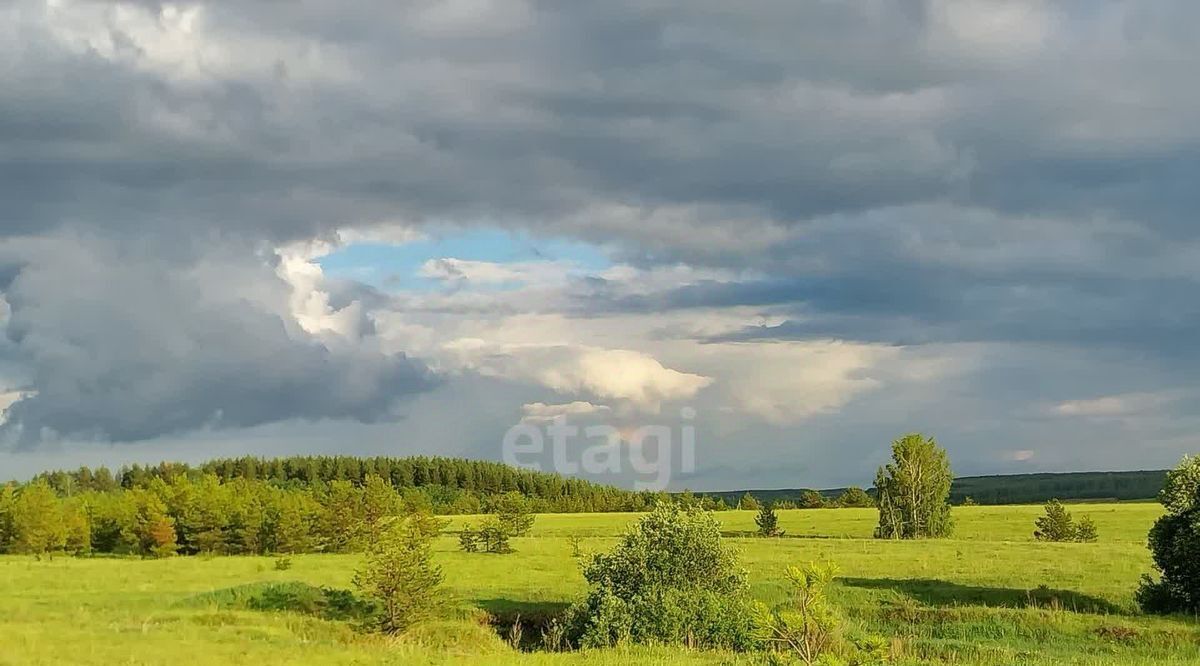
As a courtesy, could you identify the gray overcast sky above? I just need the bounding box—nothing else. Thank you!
[2,0,1199,489]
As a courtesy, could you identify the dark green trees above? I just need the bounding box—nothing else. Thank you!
[836,487,873,508]
[874,433,954,539]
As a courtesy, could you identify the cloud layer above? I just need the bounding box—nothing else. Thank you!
[2,1,1199,486]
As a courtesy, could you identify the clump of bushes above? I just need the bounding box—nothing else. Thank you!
[1137,455,1200,614]
[568,502,756,650]
[1033,499,1098,543]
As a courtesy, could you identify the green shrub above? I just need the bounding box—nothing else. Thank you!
[569,503,754,650]
[756,503,784,537]
[1034,500,1077,542]
[754,561,887,665]
[1074,516,1099,543]
[800,490,827,509]
[1138,504,1200,614]
[273,556,293,571]
[353,515,443,633]
[1033,500,1099,543]
[1138,454,1200,614]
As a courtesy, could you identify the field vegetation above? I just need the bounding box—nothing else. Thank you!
[1,502,1197,665]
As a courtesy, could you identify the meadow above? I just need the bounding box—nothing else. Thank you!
[3,503,1198,665]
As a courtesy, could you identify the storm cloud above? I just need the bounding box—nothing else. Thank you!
[1,0,1199,486]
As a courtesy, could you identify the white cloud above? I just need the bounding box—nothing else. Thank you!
[1051,391,1176,418]
[521,401,612,423]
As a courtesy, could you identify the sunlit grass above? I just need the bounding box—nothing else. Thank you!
[2,504,1197,665]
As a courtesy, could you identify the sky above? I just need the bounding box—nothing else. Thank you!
[2,0,1199,489]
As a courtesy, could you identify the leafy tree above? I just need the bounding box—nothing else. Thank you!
[836,486,873,508]
[799,490,826,509]
[1160,454,1200,516]
[755,502,783,537]
[1034,499,1078,542]
[353,516,444,633]
[10,481,67,555]
[570,503,754,650]
[737,492,761,511]
[267,491,317,554]
[1138,455,1200,614]
[489,491,535,537]
[0,483,17,552]
[874,433,954,539]
[62,500,91,555]
[131,489,178,557]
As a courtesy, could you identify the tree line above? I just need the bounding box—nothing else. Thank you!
[30,455,659,513]
[0,464,653,557]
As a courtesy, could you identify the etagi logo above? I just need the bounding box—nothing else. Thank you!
[501,407,697,491]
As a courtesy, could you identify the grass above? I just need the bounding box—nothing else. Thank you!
[2,504,1198,665]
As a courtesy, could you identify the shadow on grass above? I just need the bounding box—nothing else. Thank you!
[841,577,1124,615]
[474,599,572,651]
[182,581,374,621]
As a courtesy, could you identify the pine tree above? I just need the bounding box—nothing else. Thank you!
[354,516,444,633]
[755,503,783,537]
[1034,499,1077,542]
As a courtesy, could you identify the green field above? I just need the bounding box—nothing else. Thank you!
[3,504,1198,665]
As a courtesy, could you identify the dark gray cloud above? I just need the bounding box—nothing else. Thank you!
[6,1,1200,244]
[0,235,434,446]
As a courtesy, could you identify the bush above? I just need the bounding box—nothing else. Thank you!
[1075,516,1099,543]
[800,490,827,509]
[1033,500,1099,543]
[353,515,443,633]
[1034,500,1076,542]
[753,561,887,665]
[756,503,784,537]
[1138,454,1200,614]
[569,503,754,650]
[1138,500,1200,614]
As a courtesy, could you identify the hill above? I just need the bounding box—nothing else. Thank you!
[708,469,1168,506]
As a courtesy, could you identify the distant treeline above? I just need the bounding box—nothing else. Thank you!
[948,470,1167,505]
[705,470,1168,507]
[31,456,659,514]
[1,456,700,557]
